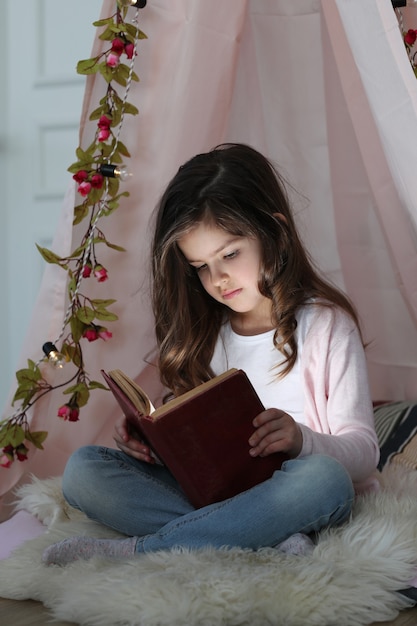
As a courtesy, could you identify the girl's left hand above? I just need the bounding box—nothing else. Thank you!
[248,408,303,458]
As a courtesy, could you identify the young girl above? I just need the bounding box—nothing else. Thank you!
[43,143,380,565]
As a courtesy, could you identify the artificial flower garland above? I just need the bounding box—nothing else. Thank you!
[403,27,417,75]
[0,2,146,468]
[396,5,417,76]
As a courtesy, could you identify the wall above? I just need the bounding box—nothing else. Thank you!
[0,2,9,404]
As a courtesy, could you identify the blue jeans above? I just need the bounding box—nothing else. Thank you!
[62,446,354,554]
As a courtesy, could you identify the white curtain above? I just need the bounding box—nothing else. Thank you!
[1,0,417,517]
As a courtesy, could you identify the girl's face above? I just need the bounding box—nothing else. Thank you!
[178,221,273,335]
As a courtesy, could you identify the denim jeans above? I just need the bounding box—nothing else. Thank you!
[62,446,354,554]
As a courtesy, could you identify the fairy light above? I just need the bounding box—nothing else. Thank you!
[42,342,67,369]
[118,0,146,7]
[392,1,417,7]
[99,164,132,181]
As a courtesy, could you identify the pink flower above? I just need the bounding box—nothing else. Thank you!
[111,37,125,55]
[106,52,120,68]
[97,128,111,142]
[83,328,99,342]
[78,181,92,196]
[82,262,92,278]
[16,444,29,462]
[98,328,113,341]
[98,115,111,129]
[125,42,135,59]
[0,446,14,468]
[405,29,417,46]
[94,265,108,282]
[73,170,89,183]
[91,173,104,189]
[57,404,80,422]
[0,454,12,468]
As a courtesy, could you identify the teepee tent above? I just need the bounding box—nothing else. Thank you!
[1,0,417,519]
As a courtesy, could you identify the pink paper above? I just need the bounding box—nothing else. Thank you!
[0,510,46,560]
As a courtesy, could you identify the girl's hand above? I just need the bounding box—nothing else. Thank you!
[248,408,303,458]
[113,414,155,463]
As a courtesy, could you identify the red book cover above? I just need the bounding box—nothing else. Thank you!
[102,368,287,508]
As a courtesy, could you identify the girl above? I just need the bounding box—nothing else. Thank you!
[43,143,380,565]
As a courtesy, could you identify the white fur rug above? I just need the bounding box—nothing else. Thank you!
[1,466,417,626]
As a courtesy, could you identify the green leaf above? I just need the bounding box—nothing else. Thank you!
[15,366,42,385]
[77,58,100,75]
[105,241,126,252]
[110,90,124,107]
[67,160,94,174]
[94,310,118,322]
[98,24,119,41]
[77,307,96,324]
[76,146,95,161]
[25,430,48,450]
[107,150,123,164]
[89,106,108,122]
[91,298,117,308]
[125,24,147,40]
[98,62,117,84]
[67,275,77,295]
[115,141,131,158]
[92,18,114,27]
[88,381,108,391]
[112,74,127,88]
[64,383,87,395]
[7,424,25,448]
[76,386,90,408]
[36,244,66,267]
[99,143,114,158]
[123,102,139,116]
[11,389,36,407]
[87,186,106,205]
[61,343,82,369]
[0,426,10,447]
[110,107,123,128]
[73,203,90,226]
[63,385,89,409]
[107,177,120,197]
[104,200,120,215]
[70,316,86,344]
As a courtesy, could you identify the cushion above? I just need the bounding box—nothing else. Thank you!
[374,401,417,470]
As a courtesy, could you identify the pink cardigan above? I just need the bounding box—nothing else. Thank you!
[297,305,380,492]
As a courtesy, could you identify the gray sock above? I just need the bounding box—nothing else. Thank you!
[42,535,137,566]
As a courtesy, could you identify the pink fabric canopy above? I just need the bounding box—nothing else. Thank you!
[1,0,417,519]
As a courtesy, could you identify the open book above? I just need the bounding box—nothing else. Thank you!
[101,368,287,508]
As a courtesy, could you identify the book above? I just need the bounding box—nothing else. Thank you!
[101,367,288,508]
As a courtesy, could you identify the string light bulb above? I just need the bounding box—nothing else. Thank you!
[42,342,66,369]
[118,0,147,7]
[99,164,132,181]
[392,0,417,6]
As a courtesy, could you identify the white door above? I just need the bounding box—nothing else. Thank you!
[0,0,103,408]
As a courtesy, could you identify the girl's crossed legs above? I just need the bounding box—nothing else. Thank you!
[43,445,354,564]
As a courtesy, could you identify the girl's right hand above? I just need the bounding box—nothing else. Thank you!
[113,414,155,463]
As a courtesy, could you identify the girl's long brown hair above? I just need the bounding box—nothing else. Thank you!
[151,143,360,396]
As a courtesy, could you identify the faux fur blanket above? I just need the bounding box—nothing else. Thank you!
[1,465,417,626]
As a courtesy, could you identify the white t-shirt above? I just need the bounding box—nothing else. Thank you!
[210,309,312,425]
[210,304,381,489]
